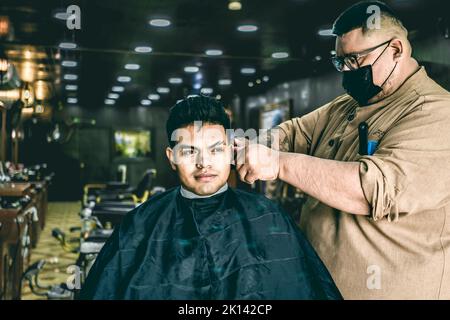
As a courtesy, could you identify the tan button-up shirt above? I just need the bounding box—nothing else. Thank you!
[277,67,450,299]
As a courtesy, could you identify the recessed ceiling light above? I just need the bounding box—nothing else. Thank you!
[59,42,77,49]
[201,87,213,95]
[262,76,269,82]
[193,83,201,90]
[228,0,242,10]
[141,99,152,106]
[218,79,232,86]
[67,97,78,104]
[105,99,115,105]
[148,94,160,100]
[248,82,254,87]
[184,66,199,73]
[314,55,322,61]
[125,64,140,70]
[237,24,258,32]
[318,29,334,36]
[271,52,289,59]
[149,19,171,27]
[330,50,337,55]
[112,86,125,92]
[169,77,183,84]
[157,87,170,94]
[65,84,78,91]
[205,49,223,56]
[64,74,78,81]
[134,46,152,53]
[241,67,256,74]
[256,79,262,84]
[108,93,119,99]
[54,11,69,20]
[62,60,77,67]
[216,94,222,100]
[117,76,132,83]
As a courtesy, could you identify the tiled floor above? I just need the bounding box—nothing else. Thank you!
[21,202,82,300]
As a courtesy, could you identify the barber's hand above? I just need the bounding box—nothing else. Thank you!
[234,138,280,184]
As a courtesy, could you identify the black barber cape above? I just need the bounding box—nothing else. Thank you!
[79,187,342,300]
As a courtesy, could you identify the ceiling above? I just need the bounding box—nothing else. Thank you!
[1,0,449,109]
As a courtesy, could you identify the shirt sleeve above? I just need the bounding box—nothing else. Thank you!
[357,97,450,222]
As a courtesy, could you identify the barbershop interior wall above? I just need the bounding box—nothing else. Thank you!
[21,105,177,200]
[245,36,450,125]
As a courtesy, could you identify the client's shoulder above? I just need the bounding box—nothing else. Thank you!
[230,188,280,212]
[120,187,179,228]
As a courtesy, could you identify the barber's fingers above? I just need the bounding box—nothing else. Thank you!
[244,170,258,185]
[235,144,248,166]
[234,137,247,148]
[237,165,248,182]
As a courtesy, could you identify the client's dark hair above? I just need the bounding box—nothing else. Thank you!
[166,95,231,147]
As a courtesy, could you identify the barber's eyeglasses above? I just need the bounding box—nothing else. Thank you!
[331,39,392,72]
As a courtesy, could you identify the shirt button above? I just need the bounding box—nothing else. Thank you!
[328,139,335,147]
[347,114,355,121]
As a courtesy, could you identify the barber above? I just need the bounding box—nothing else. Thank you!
[236,1,450,299]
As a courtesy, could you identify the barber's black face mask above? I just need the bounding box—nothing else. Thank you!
[342,45,397,106]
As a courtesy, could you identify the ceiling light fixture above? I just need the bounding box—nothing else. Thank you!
[64,74,78,81]
[184,66,199,73]
[148,94,160,100]
[125,63,140,70]
[237,24,258,32]
[228,0,242,10]
[149,19,171,27]
[271,52,289,59]
[108,93,119,99]
[134,46,152,53]
[157,87,170,94]
[241,67,256,74]
[205,49,223,56]
[112,86,125,92]
[200,87,213,95]
[62,60,77,67]
[218,79,232,86]
[59,42,77,49]
[169,77,183,84]
[318,29,334,36]
[65,84,78,91]
[117,76,132,83]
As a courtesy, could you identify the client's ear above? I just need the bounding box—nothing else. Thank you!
[166,147,176,170]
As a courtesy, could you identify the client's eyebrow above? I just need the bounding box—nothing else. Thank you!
[177,144,197,150]
[208,141,226,149]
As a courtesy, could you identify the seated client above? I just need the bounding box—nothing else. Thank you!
[79,95,342,300]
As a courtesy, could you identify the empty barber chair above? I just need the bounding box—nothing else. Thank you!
[22,260,73,300]
[83,169,165,228]
[84,169,157,206]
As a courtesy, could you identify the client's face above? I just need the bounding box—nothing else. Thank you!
[166,123,231,196]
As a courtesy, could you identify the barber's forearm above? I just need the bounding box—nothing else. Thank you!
[278,152,370,215]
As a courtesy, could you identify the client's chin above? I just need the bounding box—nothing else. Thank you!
[192,185,222,196]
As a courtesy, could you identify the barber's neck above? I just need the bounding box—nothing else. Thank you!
[369,57,420,104]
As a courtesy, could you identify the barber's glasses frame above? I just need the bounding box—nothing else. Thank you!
[331,39,392,72]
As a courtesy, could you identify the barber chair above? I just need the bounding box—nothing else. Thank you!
[84,169,157,206]
[83,169,165,228]
[22,260,73,300]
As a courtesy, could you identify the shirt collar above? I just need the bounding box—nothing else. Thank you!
[180,183,228,199]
